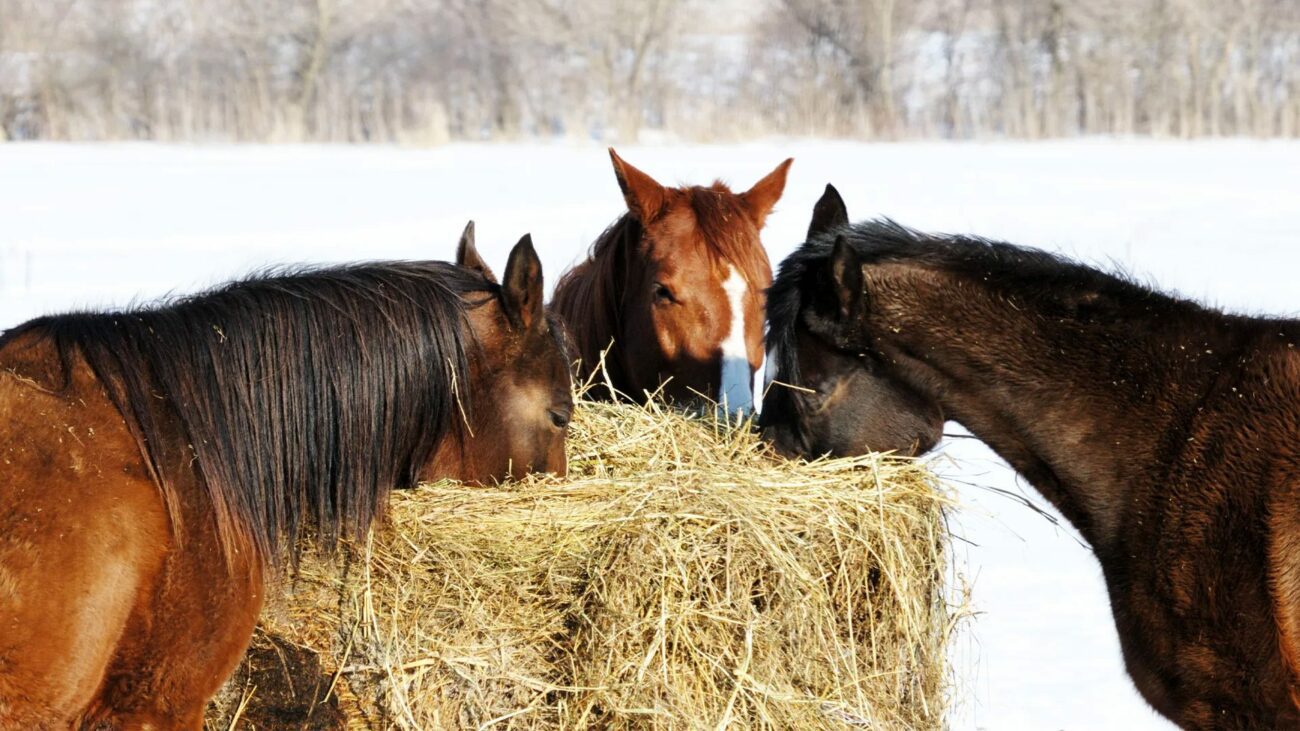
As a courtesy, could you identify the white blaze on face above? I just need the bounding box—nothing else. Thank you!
[719,265,754,416]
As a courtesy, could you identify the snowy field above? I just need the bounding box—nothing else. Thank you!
[3,140,1299,729]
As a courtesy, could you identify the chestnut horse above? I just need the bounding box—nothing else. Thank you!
[0,231,572,729]
[550,149,791,414]
[760,186,1300,729]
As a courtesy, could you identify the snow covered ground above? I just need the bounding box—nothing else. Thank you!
[3,140,1298,729]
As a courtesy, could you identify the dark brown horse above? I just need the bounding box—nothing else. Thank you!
[0,230,572,729]
[761,185,1300,729]
[551,149,790,414]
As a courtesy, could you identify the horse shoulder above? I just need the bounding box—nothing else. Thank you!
[1257,344,1300,710]
[0,332,172,726]
[1267,456,1300,712]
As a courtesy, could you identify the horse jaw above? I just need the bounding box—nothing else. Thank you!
[719,265,754,416]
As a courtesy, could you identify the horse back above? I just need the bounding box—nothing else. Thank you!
[0,328,157,487]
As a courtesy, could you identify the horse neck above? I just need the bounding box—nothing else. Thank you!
[864,262,1246,550]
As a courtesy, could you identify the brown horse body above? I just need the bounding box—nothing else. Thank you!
[551,149,789,412]
[0,234,571,728]
[762,190,1300,728]
[0,330,259,729]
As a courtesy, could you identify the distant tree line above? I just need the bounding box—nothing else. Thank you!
[1,0,1296,142]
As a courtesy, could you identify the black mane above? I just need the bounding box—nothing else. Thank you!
[767,218,1206,385]
[549,214,643,374]
[0,261,494,565]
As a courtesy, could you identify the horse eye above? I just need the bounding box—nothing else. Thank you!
[549,408,571,429]
[653,283,676,304]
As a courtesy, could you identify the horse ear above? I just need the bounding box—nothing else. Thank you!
[741,157,793,229]
[502,234,544,332]
[609,148,668,222]
[456,220,497,283]
[807,184,849,240]
[828,235,862,320]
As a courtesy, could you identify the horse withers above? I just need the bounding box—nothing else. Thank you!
[761,185,1300,729]
[551,149,791,415]
[0,230,572,729]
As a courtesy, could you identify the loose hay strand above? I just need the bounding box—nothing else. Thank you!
[209,398,955,730]
[224,686,257,731]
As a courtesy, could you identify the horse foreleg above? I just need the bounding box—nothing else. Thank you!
[88,528,263,731]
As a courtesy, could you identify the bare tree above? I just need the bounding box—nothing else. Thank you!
[0,0,1295,142]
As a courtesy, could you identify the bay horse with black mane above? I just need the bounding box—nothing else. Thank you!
[0,228,572,729]
[761,185,1300,729]
[550,149,791,414]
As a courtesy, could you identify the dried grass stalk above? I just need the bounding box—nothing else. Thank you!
[208,399,955,730]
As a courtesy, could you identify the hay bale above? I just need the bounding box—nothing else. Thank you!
[207,399,954,730]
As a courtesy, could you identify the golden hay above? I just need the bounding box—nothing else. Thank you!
[207,399,956,730]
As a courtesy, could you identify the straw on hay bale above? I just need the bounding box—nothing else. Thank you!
[207,398,955,730]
